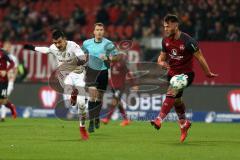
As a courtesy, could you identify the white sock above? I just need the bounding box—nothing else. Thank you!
[1,105,7,119]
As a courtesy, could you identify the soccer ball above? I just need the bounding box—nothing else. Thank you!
[170,74,188,90]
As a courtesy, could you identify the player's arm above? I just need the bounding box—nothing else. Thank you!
[2,52,15,74]
[158,52,170,69]
[72,43,88,65]
[102,42,120,62]
[158,39,169,69]
[194,50,218,78]
[185,37,218,78]
[2,51,15,71]
[8,57,18,82]
[24,44,50,54]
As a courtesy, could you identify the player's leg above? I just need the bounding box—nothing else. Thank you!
[94,69,108,129]
[0,99,17,119]
[85,67,101,133]
[63,72,79,106]
[0,82,17,119]
[94,90,104,129]
[1,80,15,121]
[174,97,191,142]
[114,89,130,126]
[118,100,130,126]
[1,105,7,121]
[174,97,186,120]
[77,95,89,140]
[87,86,98,132]
[101,89,117,124]
[151,72,195,130]
[7,81,14,96]
[174,72,194,142]
[151,87,177,129]
[70,88,78,106]
[1,82,8,121]
[150,72,179,129]
[68,72,89,140]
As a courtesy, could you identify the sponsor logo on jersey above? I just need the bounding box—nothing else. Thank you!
[180,44,185,50]
[170,49,183,60]
[171,49,177,55]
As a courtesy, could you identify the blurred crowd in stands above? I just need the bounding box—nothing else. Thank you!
[0,0,240,42]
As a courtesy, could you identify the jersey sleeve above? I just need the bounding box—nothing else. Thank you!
[185,37,199,54]
[35,46,51,54]
[9,54,19,67]
[3,52,12,62]
[105,41,118,56]
[3,52,15,71]
[72,42,84,57]
[81,41,89,54]
[161,39,167,52]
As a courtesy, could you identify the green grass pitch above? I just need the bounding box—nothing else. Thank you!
[0,118,240,160]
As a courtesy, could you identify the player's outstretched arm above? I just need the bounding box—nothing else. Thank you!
[158,52,170,69]
[24,44,50,54]
[76,54,88,65]
[24,44,35,51]
[194,50,218,78]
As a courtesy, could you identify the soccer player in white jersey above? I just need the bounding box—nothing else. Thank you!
[1,41,18,122]
[24,30,89,140]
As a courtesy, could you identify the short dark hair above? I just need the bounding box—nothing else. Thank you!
[52,29,65,39]
[94,22,104,29]
[164,14,180,23]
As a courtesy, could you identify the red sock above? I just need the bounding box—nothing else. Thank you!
[118,104,127,120]
[107,105,115,119]
[5,101,17,118]
[158,96,175,120]
[174,102,186,120]
[70,89,78,106]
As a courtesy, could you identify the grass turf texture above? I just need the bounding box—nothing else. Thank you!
[0,118,240,160]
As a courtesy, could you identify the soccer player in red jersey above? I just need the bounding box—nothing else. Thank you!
[0,48,17,121]
[150,14,218,142]
[101,55,131,126]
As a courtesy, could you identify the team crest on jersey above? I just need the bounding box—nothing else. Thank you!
[166,43,169,47]
[171,49,177,55]
[180,45,185,50]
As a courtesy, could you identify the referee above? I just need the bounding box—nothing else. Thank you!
[82,23,119,133]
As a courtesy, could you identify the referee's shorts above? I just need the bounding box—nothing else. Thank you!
[85,67,108,91]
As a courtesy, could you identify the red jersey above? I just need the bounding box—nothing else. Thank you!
[162,32,199,76]
[0,49,15,82]
[109,60,130,89]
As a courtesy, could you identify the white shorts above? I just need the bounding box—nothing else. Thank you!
[64,72,85,87]
[63,72,87,106]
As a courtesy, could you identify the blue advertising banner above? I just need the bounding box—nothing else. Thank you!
[1,106,240,123]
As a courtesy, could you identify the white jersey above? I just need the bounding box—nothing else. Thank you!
[35,41,85,73]
[9,54,19,68]
[35,40,86,88]
[8,53,19,83]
